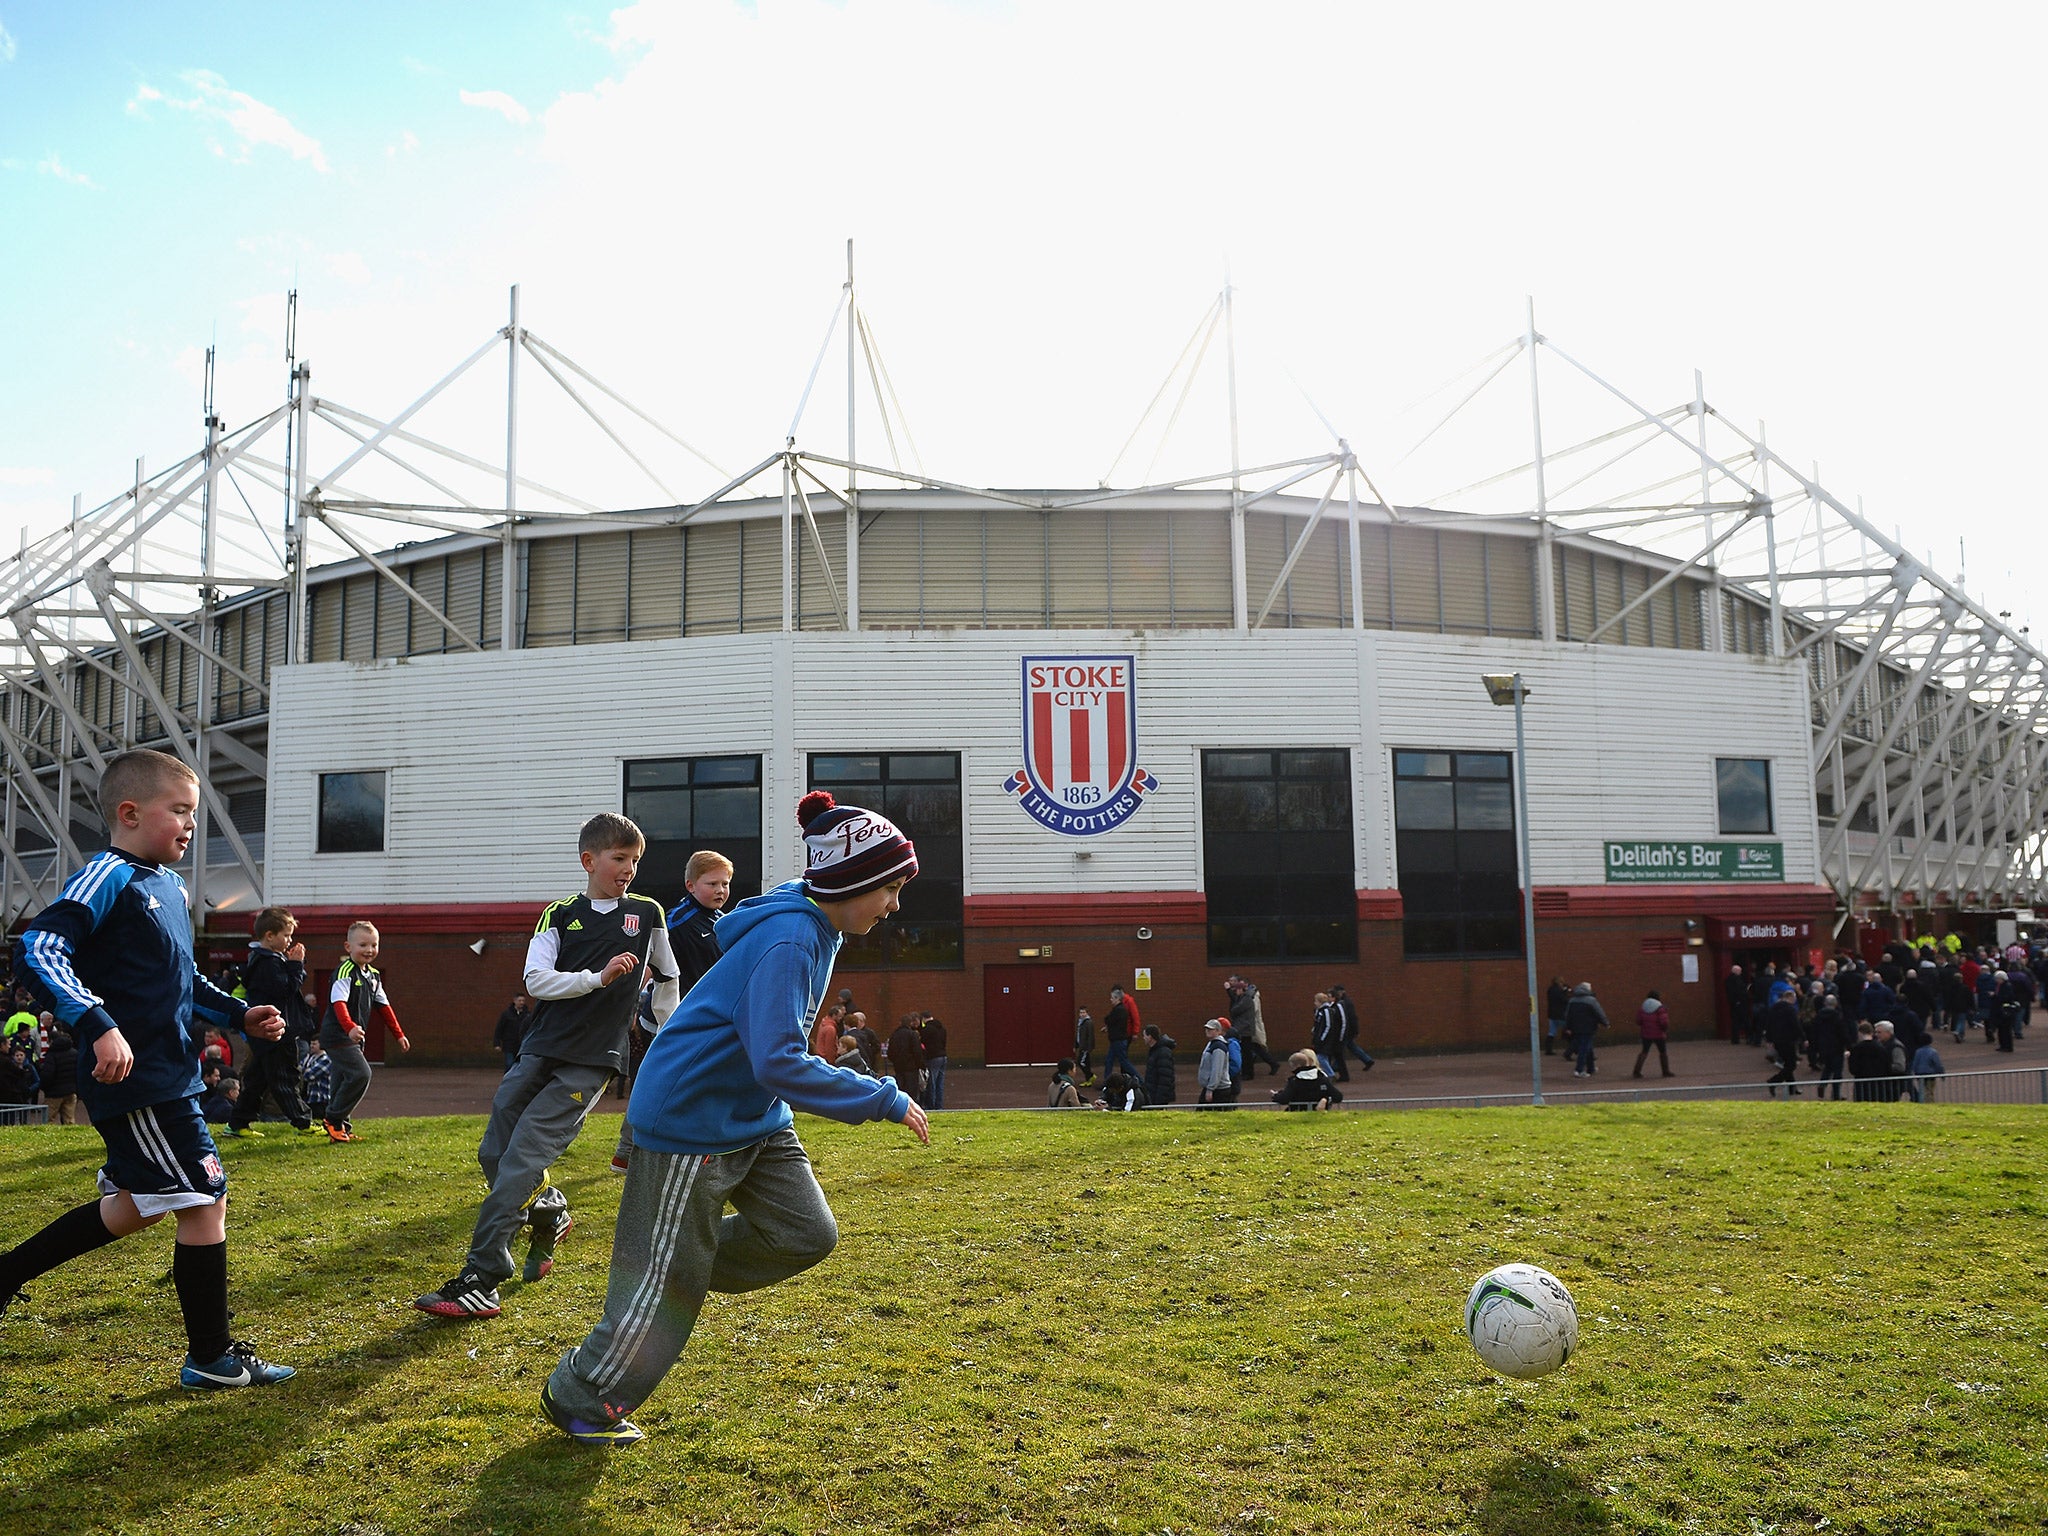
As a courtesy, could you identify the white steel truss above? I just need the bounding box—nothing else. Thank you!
[3,280,2042,932]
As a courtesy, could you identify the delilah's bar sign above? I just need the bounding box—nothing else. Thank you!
[1604,841,1784,883]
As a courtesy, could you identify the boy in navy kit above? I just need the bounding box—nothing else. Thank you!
[541,792,929,1446]
[0,749,295,1388]
[415,813,680,1319]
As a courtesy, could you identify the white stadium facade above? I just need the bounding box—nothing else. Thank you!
[4,283,2043,1066]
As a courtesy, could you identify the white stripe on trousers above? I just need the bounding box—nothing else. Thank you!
[589,1152,705,1393]
[129,1107,195,1192]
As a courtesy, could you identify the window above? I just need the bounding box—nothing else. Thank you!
[317,772,386,854]
[1201,749,1355,963]
[623,756,763,912]
[806,752,962,968]
[1716,758,1773,835]
[1392,750,1519,958]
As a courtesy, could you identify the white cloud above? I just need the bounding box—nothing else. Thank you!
[0,21,15,65]
[127,70,328,172]
[325,251,372,286]
[458,88,531,126]
[385,128,420,159]
[0,466,55,489]
[37,152,99,189]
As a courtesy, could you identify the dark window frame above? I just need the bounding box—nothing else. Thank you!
[1200,748,1357,965]
[806,751,964,971]
[1392,749,1521,961]
[622,754,765,913]
[316,770,387,855]
[1715,757,1774,836]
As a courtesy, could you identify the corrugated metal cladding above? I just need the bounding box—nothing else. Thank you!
[267,627,1818,910]
[290,504,1713,658]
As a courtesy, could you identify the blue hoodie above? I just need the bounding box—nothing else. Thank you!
[628,880,909,1156]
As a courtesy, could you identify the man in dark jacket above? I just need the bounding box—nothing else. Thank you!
[1103,987,1137,1080]
[1807,998,1847,1101]
[918,1012,948,1110]
[1563,983,1608,1077]
[228,907,317,1137]
[1846,1022,1890,1101]
[1545,977,1570,1056]
[1724,966,1751,1047]
[886,1014,927,1105]
[1331,983,1372,1076]
[493,996,533,1068]
[1225,976,1282,1077]
[37,1026,83,1124]
[1140,1025,1176,1106]
[1764,994,1803,1097]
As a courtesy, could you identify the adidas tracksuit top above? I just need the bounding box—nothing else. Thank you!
[627,880,910,1157]
[13,849,250,1116]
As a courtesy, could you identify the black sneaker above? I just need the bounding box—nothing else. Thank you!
[413,1271,502,1319]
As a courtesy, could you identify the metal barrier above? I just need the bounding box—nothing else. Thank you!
[1333,1063,2048,1111]
[0,1103,52,1126]
[999,1065,2048,1112]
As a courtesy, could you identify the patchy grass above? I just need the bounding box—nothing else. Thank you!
[0,1103,2041,1535]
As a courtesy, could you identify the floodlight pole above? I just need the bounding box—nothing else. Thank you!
[1487,671,1544,1106]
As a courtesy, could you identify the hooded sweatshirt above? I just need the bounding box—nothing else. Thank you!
[628,880,909,1156]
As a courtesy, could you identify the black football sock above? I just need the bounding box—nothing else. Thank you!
[172,1240,231,1364]
[1,1199,120,1293]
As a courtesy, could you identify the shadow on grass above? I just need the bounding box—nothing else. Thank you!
[418,1433,611,1536]
[1473,1454,1611,1536]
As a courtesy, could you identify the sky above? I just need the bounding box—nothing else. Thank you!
[2,1,2045,631]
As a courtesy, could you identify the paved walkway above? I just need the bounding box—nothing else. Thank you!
[353,1024,2044,1117]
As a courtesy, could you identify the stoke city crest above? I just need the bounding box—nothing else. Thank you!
[1003,655,1158,836]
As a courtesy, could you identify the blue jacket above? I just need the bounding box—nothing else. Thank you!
[628,880,909,1156]
[13,849,248,1116]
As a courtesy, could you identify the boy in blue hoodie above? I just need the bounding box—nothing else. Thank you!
[541,792,929,1447]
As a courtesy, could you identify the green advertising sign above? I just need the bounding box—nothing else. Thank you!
[1604,841,1784,883]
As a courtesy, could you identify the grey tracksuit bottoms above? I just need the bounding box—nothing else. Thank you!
[464,1053,613,1283]
[545,1128,837,1424]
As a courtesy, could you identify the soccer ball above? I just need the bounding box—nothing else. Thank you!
[1464,1263,1578,1380]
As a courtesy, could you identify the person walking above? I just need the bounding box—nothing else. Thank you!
[1073,1008,1095,1086]
[1309,992,1342,1078]
[1102,988,1138,1081]
[918,1012,948,1111]
[1195,1017,1238,1109]
[1331,983,1372,1076]
[1562,983,1607,1078]
[1631,990,1673,1078]
[1544,977,1569,1057]
[493,996,533,1071]
[1764,990,1803,1098]
[1225,976,1281,1078]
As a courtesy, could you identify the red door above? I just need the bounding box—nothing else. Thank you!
[982,964,1073,1066]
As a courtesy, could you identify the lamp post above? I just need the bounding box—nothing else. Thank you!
[1482,672,1542,1106]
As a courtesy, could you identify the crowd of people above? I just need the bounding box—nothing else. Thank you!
[1533,936,2042,1102]
[0,903,407,1139]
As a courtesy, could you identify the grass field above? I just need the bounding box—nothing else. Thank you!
[0,1103,2041,1535]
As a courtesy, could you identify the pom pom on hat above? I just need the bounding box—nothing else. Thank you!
[798,793,918,900]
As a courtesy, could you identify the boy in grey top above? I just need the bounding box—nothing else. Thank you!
[414,813,678,1320]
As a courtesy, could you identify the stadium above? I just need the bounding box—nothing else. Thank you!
[1,282,2043,1067]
